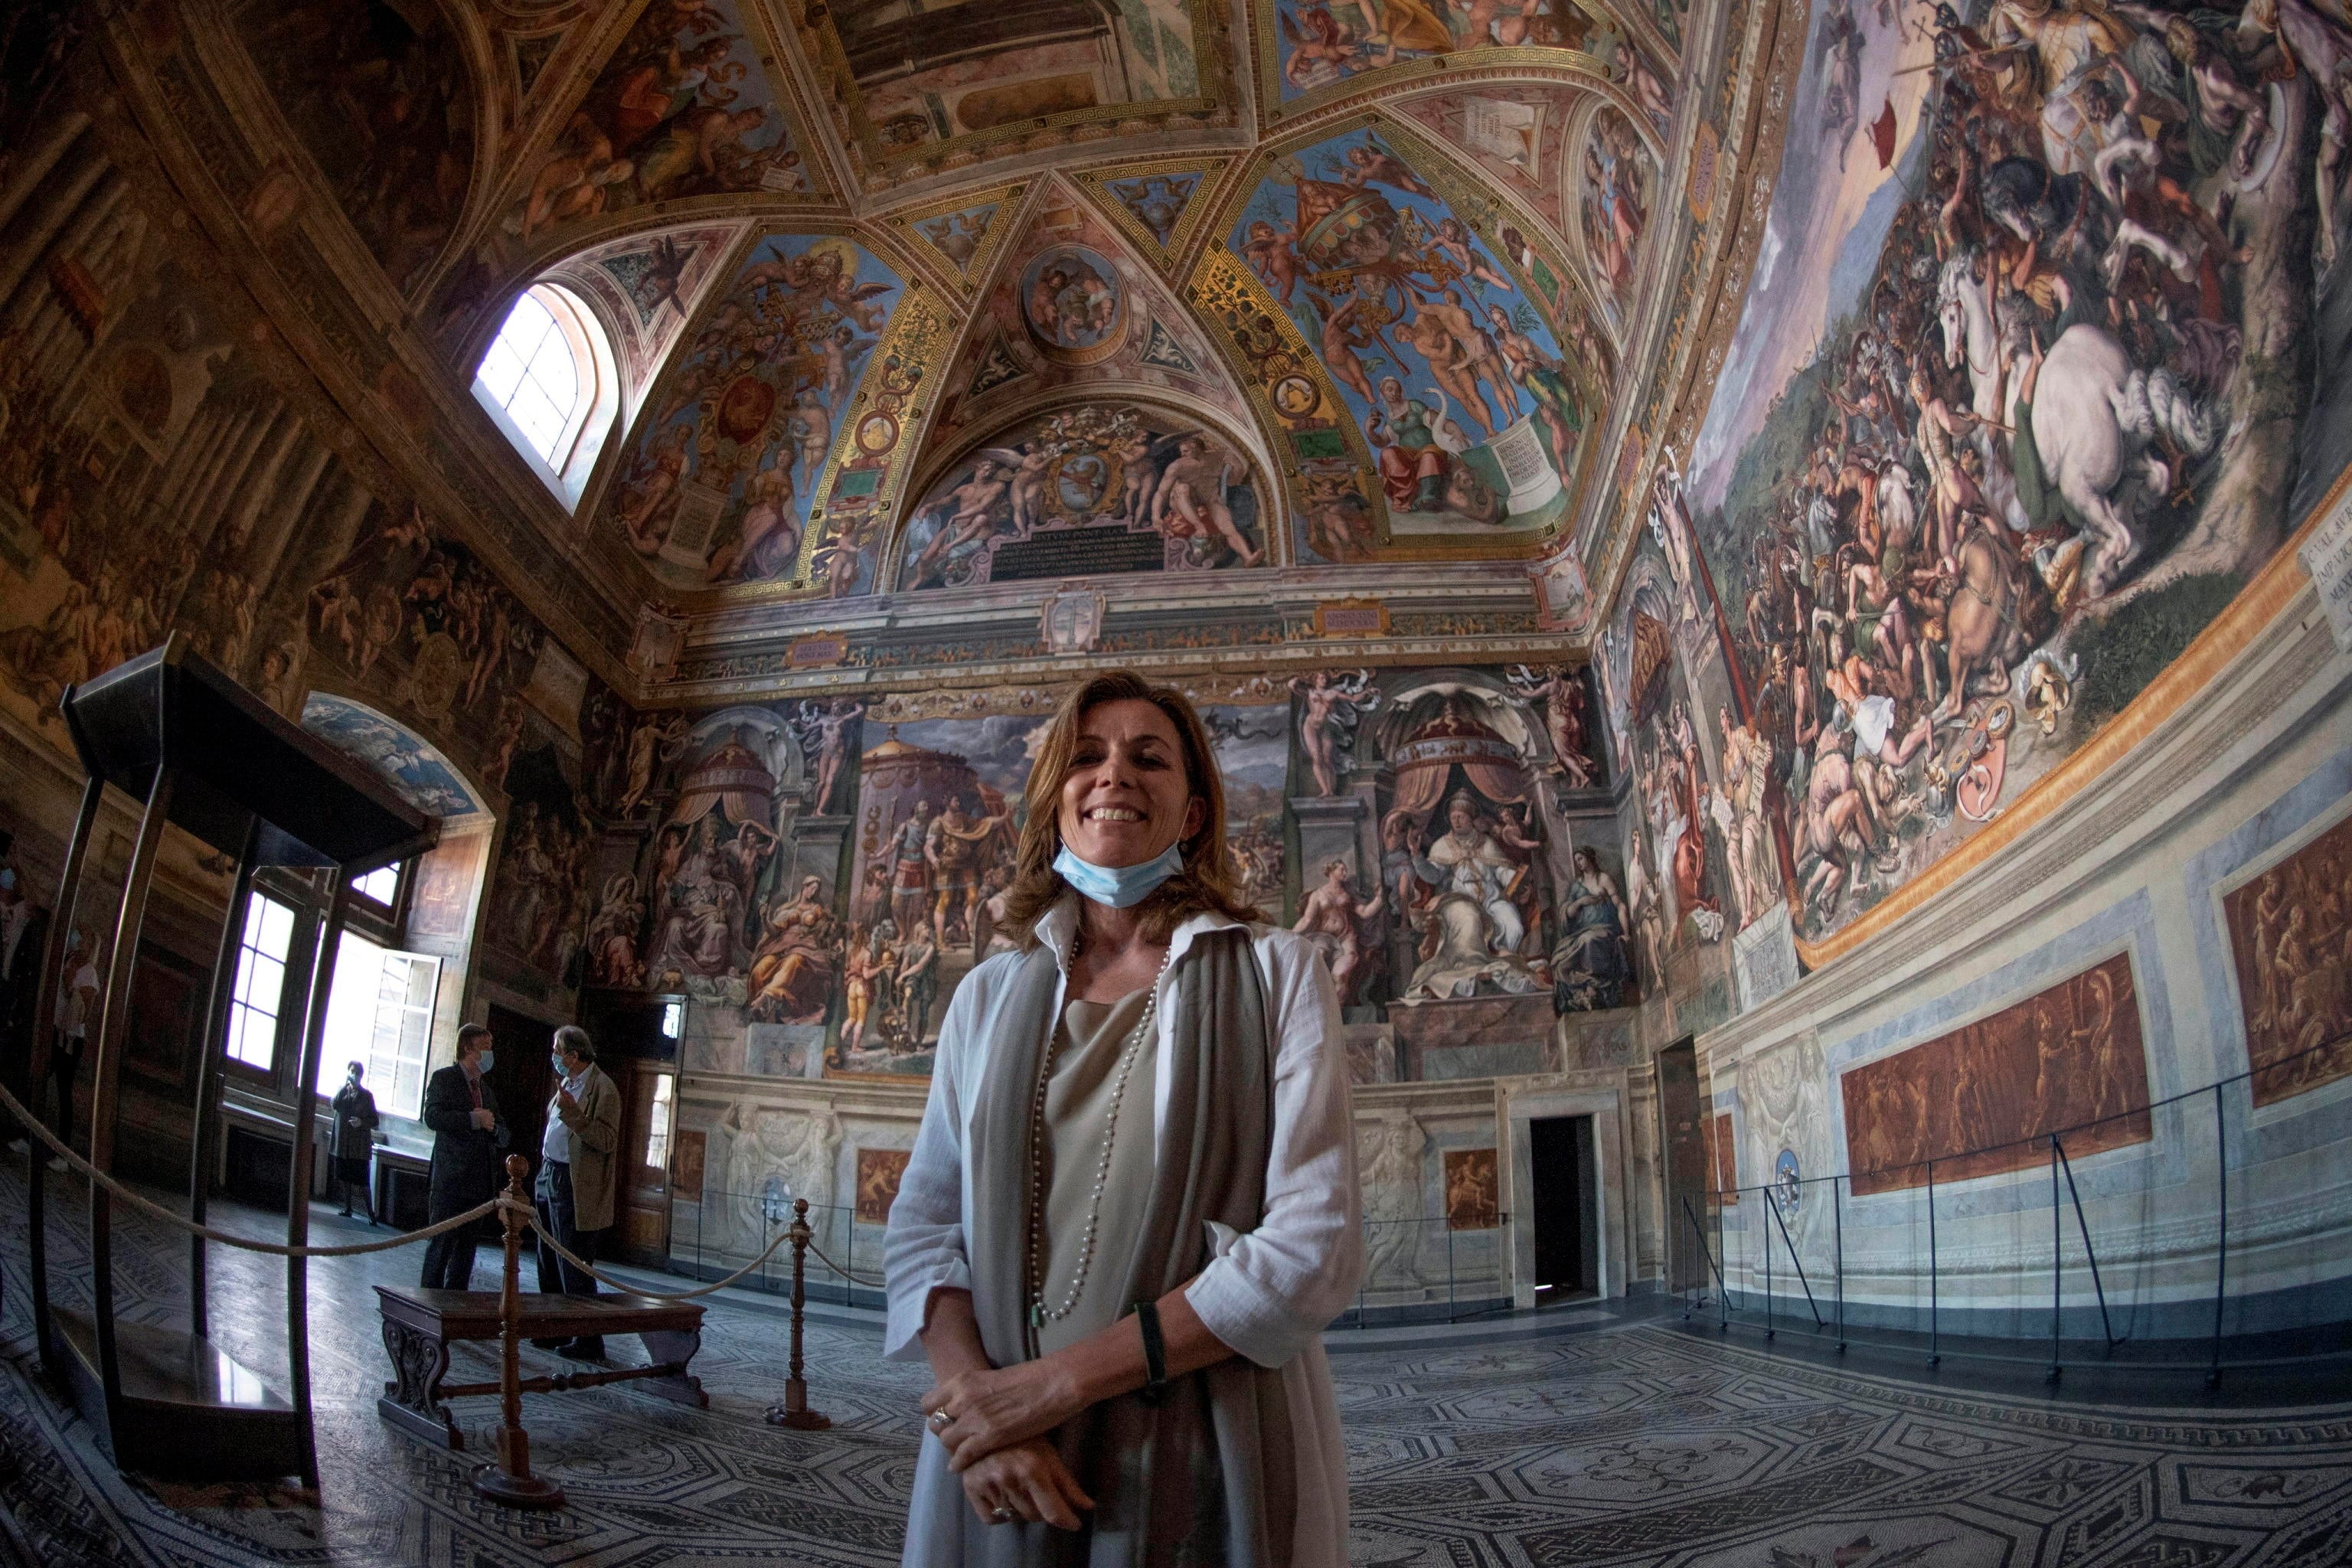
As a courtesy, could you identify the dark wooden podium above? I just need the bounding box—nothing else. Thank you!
[26,636,437,1486]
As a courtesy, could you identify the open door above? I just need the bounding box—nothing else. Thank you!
[614,1059,678,1265]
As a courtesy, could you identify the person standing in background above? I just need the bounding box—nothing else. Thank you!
[0,867,51,1155]
[420,1023,507,1289]
[44,929,96,1174]
[532,1024,621,1359]
[331,1060,381,1223]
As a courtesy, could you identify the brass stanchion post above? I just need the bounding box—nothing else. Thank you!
[475,1155,566,1510]
[766,1198,831,1430]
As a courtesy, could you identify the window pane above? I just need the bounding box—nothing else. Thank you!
[352,866,399,905]
[318,932,387,1096]
[257,899,295,956]
[472,289,586,469]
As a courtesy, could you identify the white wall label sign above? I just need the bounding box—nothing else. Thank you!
[2301,491,2352,652]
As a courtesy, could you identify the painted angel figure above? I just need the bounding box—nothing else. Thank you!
[1508,664,1601,788]
[791,697,864,814]
[1289,668,1382,797]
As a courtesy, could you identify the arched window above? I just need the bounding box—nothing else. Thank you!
[471,283,618,507]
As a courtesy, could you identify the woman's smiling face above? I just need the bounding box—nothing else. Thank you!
[1057,698,1204,870]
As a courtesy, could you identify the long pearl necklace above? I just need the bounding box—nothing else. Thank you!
[1027,926,1171,1330]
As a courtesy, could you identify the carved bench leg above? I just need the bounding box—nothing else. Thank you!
[637,1328,708,1409]
[378,1318,462,1449]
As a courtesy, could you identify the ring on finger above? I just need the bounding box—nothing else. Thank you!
[928,1408,955,1432]
[991,1505,1016,1524]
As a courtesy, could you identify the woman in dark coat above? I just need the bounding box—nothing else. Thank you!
[331,1060,381,1223]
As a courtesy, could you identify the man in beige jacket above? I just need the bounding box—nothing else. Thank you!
[533,1024,622,1359]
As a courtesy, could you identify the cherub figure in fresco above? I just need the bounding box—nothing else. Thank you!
[1008,447,1052,533]
[1117,426,1160,522]
[1342,135,1435,197]
[1242,219,1306,304]
[1508,664,1600,788]
[1152,434,1263,564]
[1432,218,1517,293]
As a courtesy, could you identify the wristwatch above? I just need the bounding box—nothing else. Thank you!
[1134,1299,1168,1407]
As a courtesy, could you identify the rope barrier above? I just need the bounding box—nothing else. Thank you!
[0,1078,507,1256]
[519,1209,811,1302]
[802,1237,887,1290]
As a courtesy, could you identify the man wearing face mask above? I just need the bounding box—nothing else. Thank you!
[530,1024,621,1359]
[420,1022,509,1290]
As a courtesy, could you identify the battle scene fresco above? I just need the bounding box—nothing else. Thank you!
[898,404,1268,590]
[230,0,475,293]
[1230,125,1599,553]
[1841,953,2150,1195]
[1612,0,2347,954]
[604,233,904,590]
[2225,811,2352,1105]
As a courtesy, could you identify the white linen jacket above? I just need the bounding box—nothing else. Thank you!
[884,900,1365,1566]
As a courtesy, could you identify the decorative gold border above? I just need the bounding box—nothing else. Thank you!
[1250,29,1606,128]
[1069,156,1233,270]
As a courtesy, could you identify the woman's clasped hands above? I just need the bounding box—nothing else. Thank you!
[922,1361,1096,1530]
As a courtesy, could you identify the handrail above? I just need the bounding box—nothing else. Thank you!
[1677,1031,2351,1384]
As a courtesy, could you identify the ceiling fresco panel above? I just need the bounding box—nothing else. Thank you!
[1223,121,1602,557]
[433,0,818,337]
[603,231,903,591]
[796,0,1231,181]
[228,0,479,295]
[1070,157,1233,267]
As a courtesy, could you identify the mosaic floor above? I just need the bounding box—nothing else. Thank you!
[2,1167,2348,1567]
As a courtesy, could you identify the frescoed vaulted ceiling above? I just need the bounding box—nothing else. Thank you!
[155,0,1757,668]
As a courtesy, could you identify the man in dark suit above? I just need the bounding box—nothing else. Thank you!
[0,866,52,1153]
[419,1021,508,1290]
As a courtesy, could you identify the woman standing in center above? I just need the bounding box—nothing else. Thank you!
[885,671,1364,1566]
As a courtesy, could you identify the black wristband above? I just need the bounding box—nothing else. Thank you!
[1134,1299,1168,1406]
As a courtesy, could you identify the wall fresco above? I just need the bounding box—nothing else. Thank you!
[2225,812,2352,1106]
[230,0,475,292]
[900,404,1268,590]
[1614,0,2332,959]
[1840,953,2149,1196]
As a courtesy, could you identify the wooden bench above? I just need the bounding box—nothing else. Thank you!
[375,1285,707,1451]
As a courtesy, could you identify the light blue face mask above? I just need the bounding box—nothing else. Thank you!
[1053,841,1186,908]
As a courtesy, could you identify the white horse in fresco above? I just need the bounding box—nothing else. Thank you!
[1937,250,2216,598]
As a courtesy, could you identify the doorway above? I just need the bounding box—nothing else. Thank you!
[1656,1037,1707,1291]
[578,991,684,1265]
[1530,1114,1597,1301]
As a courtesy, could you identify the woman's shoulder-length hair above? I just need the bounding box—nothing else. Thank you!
[999,671,1261,946]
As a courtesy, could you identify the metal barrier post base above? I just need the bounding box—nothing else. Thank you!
[474,1441,566,1511]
